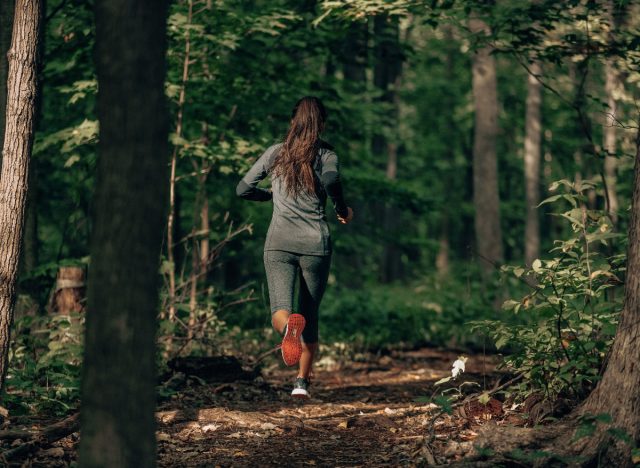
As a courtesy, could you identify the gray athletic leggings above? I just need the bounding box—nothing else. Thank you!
[263,250,331,343]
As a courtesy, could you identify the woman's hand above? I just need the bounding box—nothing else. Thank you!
[337,207,354,225]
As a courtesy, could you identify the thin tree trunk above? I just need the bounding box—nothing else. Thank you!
[166,0,193,335]
[435,217,450,276]
[604,61,619,225]
[200,197,209,275]
[187,232,198,341]
[436,26,457,277]
[0,0,15,171]
[0,0,42,392]
[79,0,169,465]
[524,61,542,267]
[469,15,503,274]
[342,21,367,84]
[576,122,640,466]
[603,0,624,226]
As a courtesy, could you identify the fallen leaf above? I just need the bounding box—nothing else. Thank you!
[202,423,220,433]
[337,420,349,429]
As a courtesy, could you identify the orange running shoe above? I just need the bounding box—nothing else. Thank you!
[280,313,306,366]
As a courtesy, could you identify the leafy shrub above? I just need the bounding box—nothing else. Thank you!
[318,266,500,350]
[5,309,84,416]
[470,179,625,403]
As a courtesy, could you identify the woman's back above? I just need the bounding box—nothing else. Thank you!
[236,140,348,255]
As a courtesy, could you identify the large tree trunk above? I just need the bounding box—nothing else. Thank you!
[79,0,169,466]
[573,124,640,465]
[0,0,42,392]
[524,61,542,266]
[0,0,15,170]
[469,16,503,274]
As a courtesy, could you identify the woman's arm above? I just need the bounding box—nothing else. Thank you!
[320,151,350,219]
[235,145,279,201]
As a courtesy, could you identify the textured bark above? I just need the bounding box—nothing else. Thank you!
[524,61,542,266]
[604,61,619,225]
[0,0,15,170]
[469,16,503,274]
[79,0,169,466]
[575,125,640,466]
[21,163,38,273]
[0,0,42,392]
[603,1,624,226]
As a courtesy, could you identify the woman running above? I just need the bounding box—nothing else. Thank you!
[236,96,353,399]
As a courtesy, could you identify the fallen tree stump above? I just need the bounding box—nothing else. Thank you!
[2,413,79,461]
[167,355,258,383]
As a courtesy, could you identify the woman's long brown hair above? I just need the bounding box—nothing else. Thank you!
[271,96,327,196]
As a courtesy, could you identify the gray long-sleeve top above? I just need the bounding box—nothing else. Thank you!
[236,141,348,256]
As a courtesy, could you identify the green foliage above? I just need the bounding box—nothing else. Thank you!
[471,180,625,403]
[5,310,84,416]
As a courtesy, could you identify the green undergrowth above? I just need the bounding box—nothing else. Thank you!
[4,309,83,417]
[471,180,626,407]
[228,262,529,352]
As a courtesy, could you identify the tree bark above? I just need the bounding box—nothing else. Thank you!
[79,0,169,466]
[0,0,42,392]
[574,124,640,466]
[603,0,624,226]
[469,16,503,274]
[21,163,38,273]
[524,61,542,267]
[0,0,15,171]
[604,60,619,225]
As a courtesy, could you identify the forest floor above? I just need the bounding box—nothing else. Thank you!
[3,347,532,467]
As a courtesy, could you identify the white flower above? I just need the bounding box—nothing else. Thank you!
[451,356,467,378]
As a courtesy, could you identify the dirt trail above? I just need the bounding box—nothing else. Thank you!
[155,348,504,467]
[3,348,511,467]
